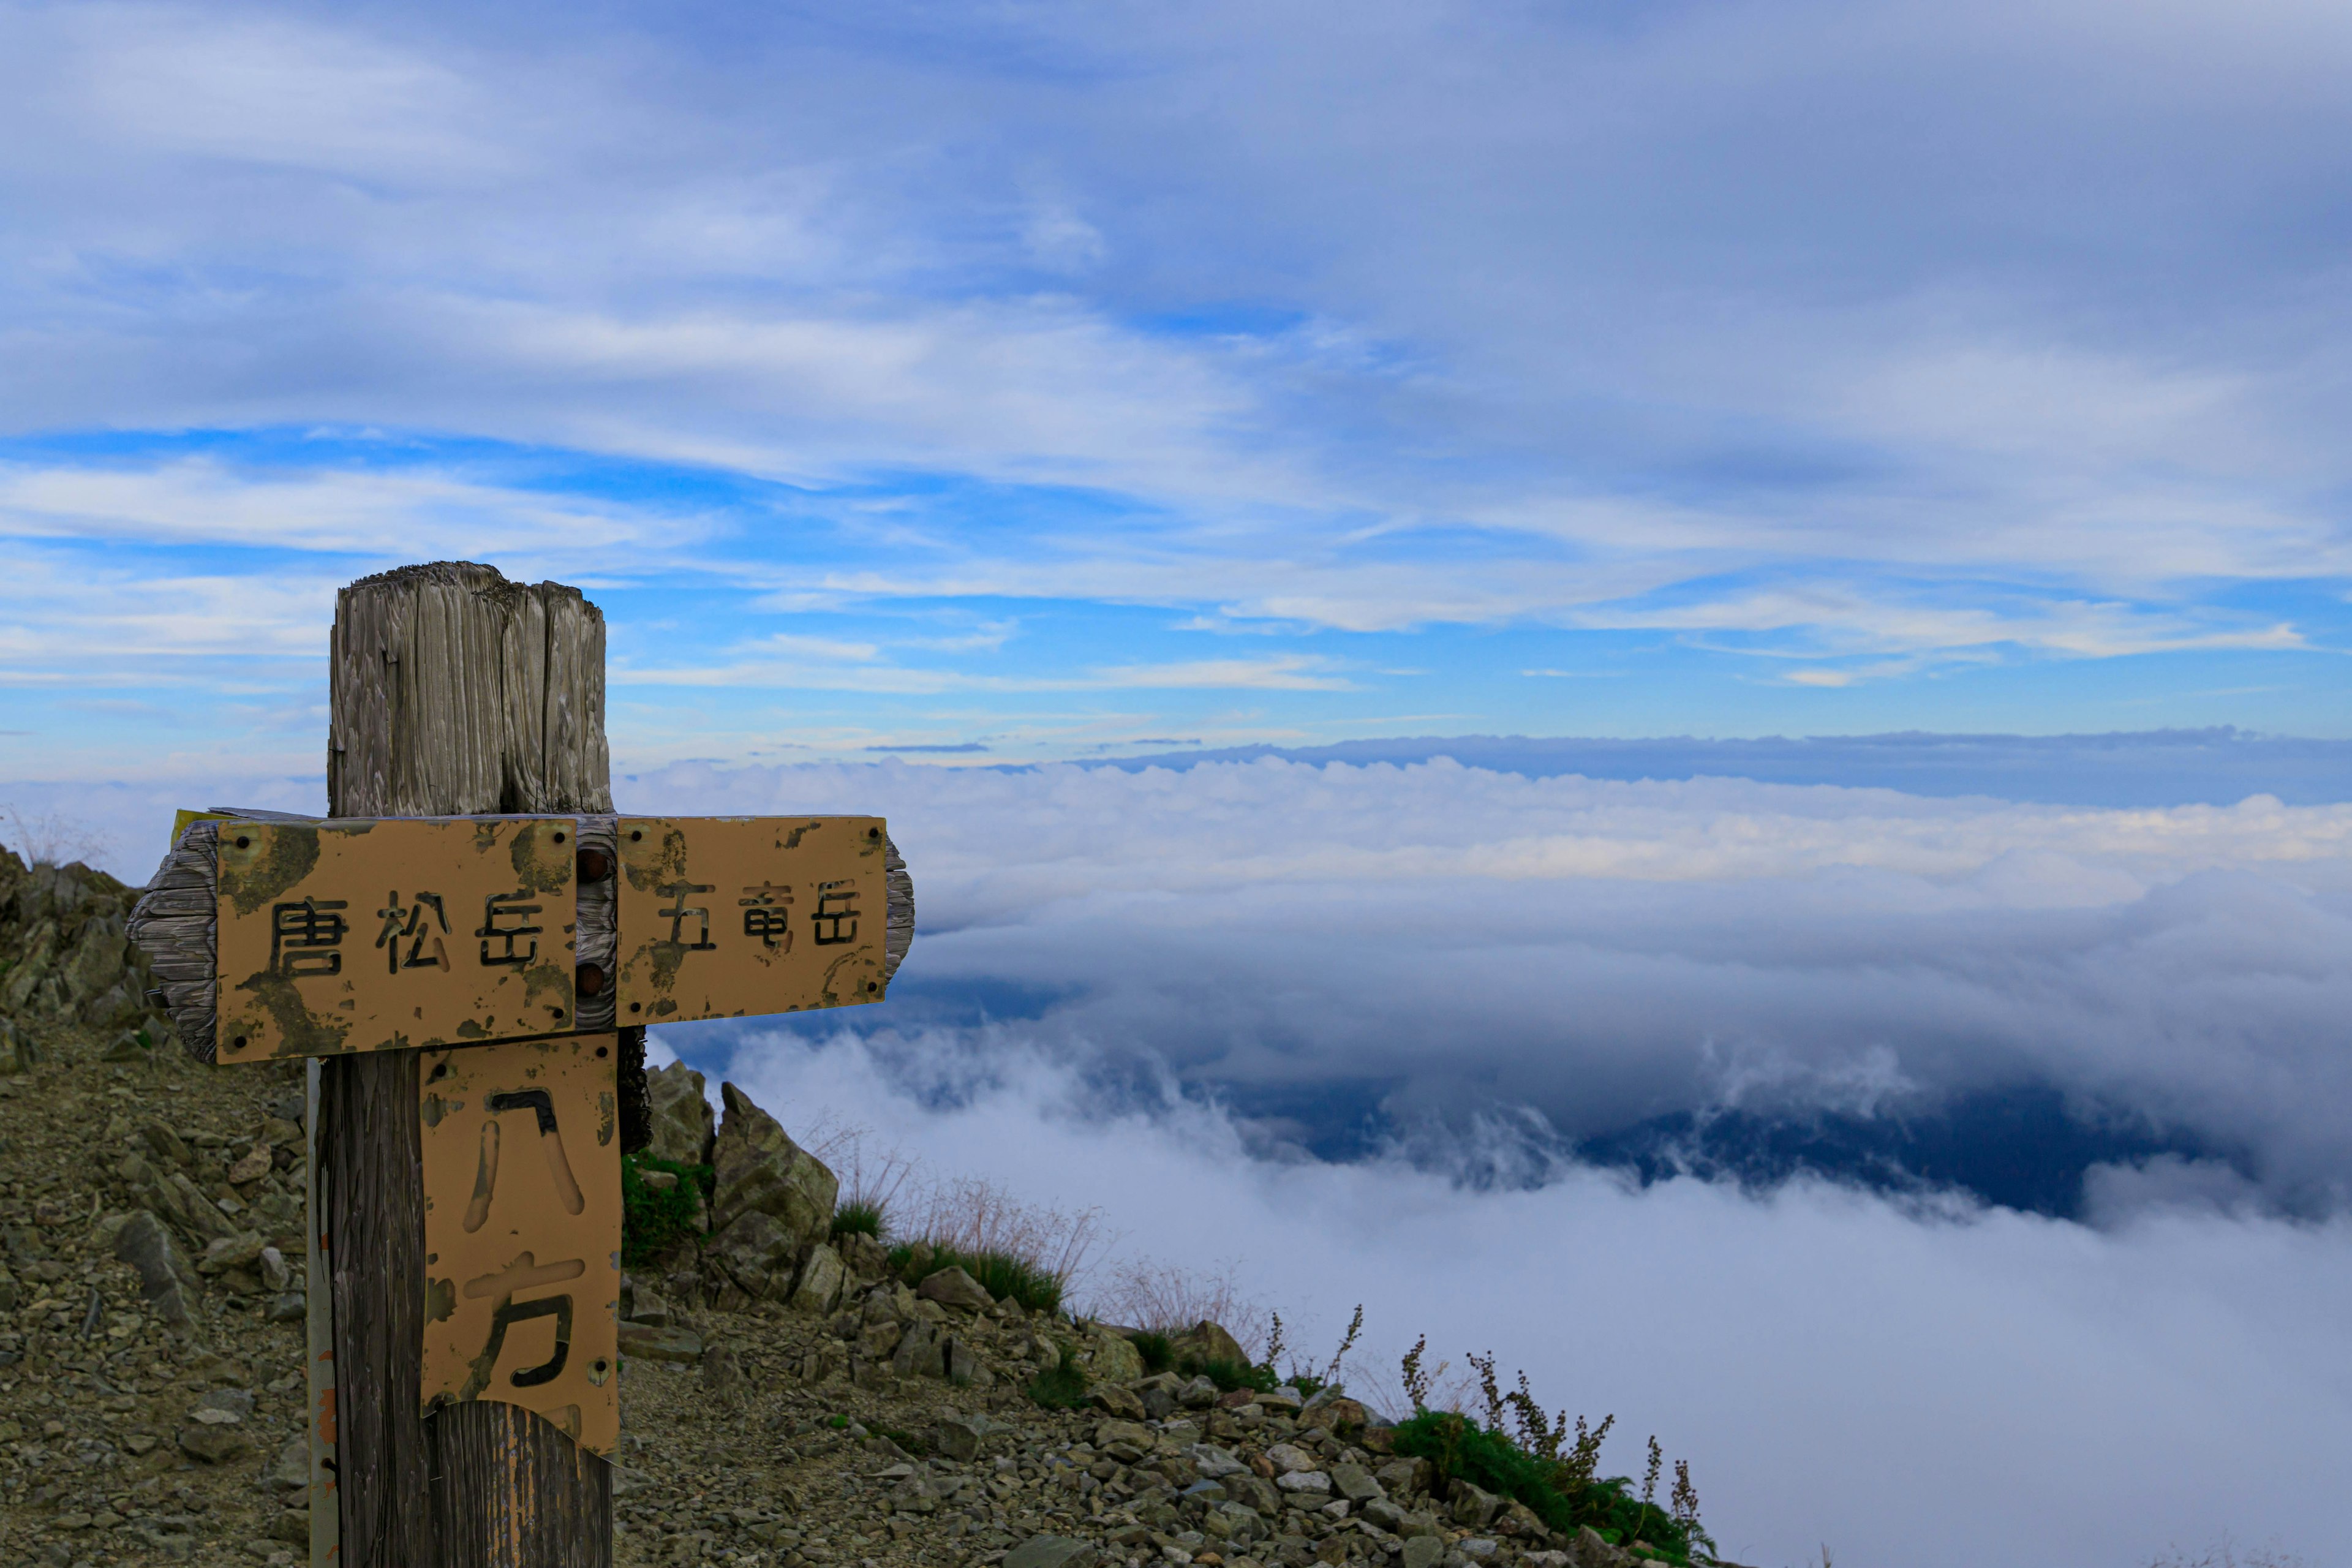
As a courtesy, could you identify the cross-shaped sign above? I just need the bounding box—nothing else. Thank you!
[132,809,908,1536]
[123,561,914,1568]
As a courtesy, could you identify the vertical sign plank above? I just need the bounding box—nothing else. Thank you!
[417,1036,622,1455]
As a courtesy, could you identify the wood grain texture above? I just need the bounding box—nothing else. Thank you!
[324,561,612,1568]
[127,820,219,1063]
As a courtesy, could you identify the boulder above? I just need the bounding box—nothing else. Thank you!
[1172,1319,1250,1369]
[1074,1323,1144,1385]
[644,1062,715,1167]
[1330,1463,1385,1504]
[111,1211,199,1324]
[788,1242,845,1315]
[709,1083,837,1268]
[917,1265,994,1313]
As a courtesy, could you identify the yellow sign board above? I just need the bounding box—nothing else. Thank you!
[614,815,890,1024]
[216,818,579,1063]
[418,1035,620,1455]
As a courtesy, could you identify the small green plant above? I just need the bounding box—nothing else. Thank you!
[828,1414,850,1429]
[1390,1340,1712,1566]
[1131,1330,1174,1374]
[620,1154,712,1268]
[1027,1346,1088,1410]
[888,1241,1063,1314]
[831,1197,886,1241]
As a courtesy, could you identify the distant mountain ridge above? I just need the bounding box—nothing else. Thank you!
[1079,728,2352,808]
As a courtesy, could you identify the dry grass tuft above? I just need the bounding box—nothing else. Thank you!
[1082,1257,1272,1356]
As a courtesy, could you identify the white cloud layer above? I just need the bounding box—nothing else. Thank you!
[628,756,2352,1216]
[697,1027,2352,1568]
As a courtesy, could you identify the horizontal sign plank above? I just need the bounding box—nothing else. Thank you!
[614,816,890,1023]
[216,818,579,1063]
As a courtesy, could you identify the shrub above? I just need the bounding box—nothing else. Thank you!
[1131,1330,1174,1374]
[1390,1340,1714,1566]
[1027,1346,1088,1410]
[621,1154,710,1268]
[832,1197,886,1241]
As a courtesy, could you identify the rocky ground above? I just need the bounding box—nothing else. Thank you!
[0,848,1689,1568]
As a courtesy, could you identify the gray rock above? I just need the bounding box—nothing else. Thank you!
[1253,1385,1304,1411]
[789,1242,845,1315]
[1086,1382,1146,1420]
[1178,1374,1220,1408]
[1396,1510,1446,1539]
[268,1438,309,1493]
[1330,1463,1385,1503]
[1170,1319,1250,1368]
[1223,1473,1281,1514]
[1572,1526,1629,1568]
[917,1265,994,1312]
[111,1210,199,1324]
[1377,1458,1432,1496]
[258,1246,292,1292]
[1460,1541,1498,1561]
[618,1322,704,1364]
[837,1229,891,1280]
[1005,1534,1099,1568]
[1402,1536,1448,1568]
[1449,1482,1502,1529]
[709,1083,837,1265]
[1362,1499,1409,1531]
[706,1209,798,1295]
[266,1291,306,1323]
[269,1510,309,1545]
[890,1317,941,1378]
[944,1336,993,1387]
[1188,1442,1247,1479]
[935,1414,986,1461]
[195,1231,267,1276]
[644,1062,715,1166]
[196,1387,255,1419]
[1265,1442,1319,1474]
[703,1341,744,1409]
[1276,1470,1331,1494]
[176,1423,251,1463]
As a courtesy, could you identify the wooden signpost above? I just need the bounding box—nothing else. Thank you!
[127,562,913,1568]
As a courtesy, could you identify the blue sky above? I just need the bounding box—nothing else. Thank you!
[4,0,2352,782]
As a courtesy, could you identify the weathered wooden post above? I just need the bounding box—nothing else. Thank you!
[128,560,914,1568]
[323,562,617,1567]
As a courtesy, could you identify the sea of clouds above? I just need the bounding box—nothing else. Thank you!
[10,751,2348,1565]
[611,755,2351,1568]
